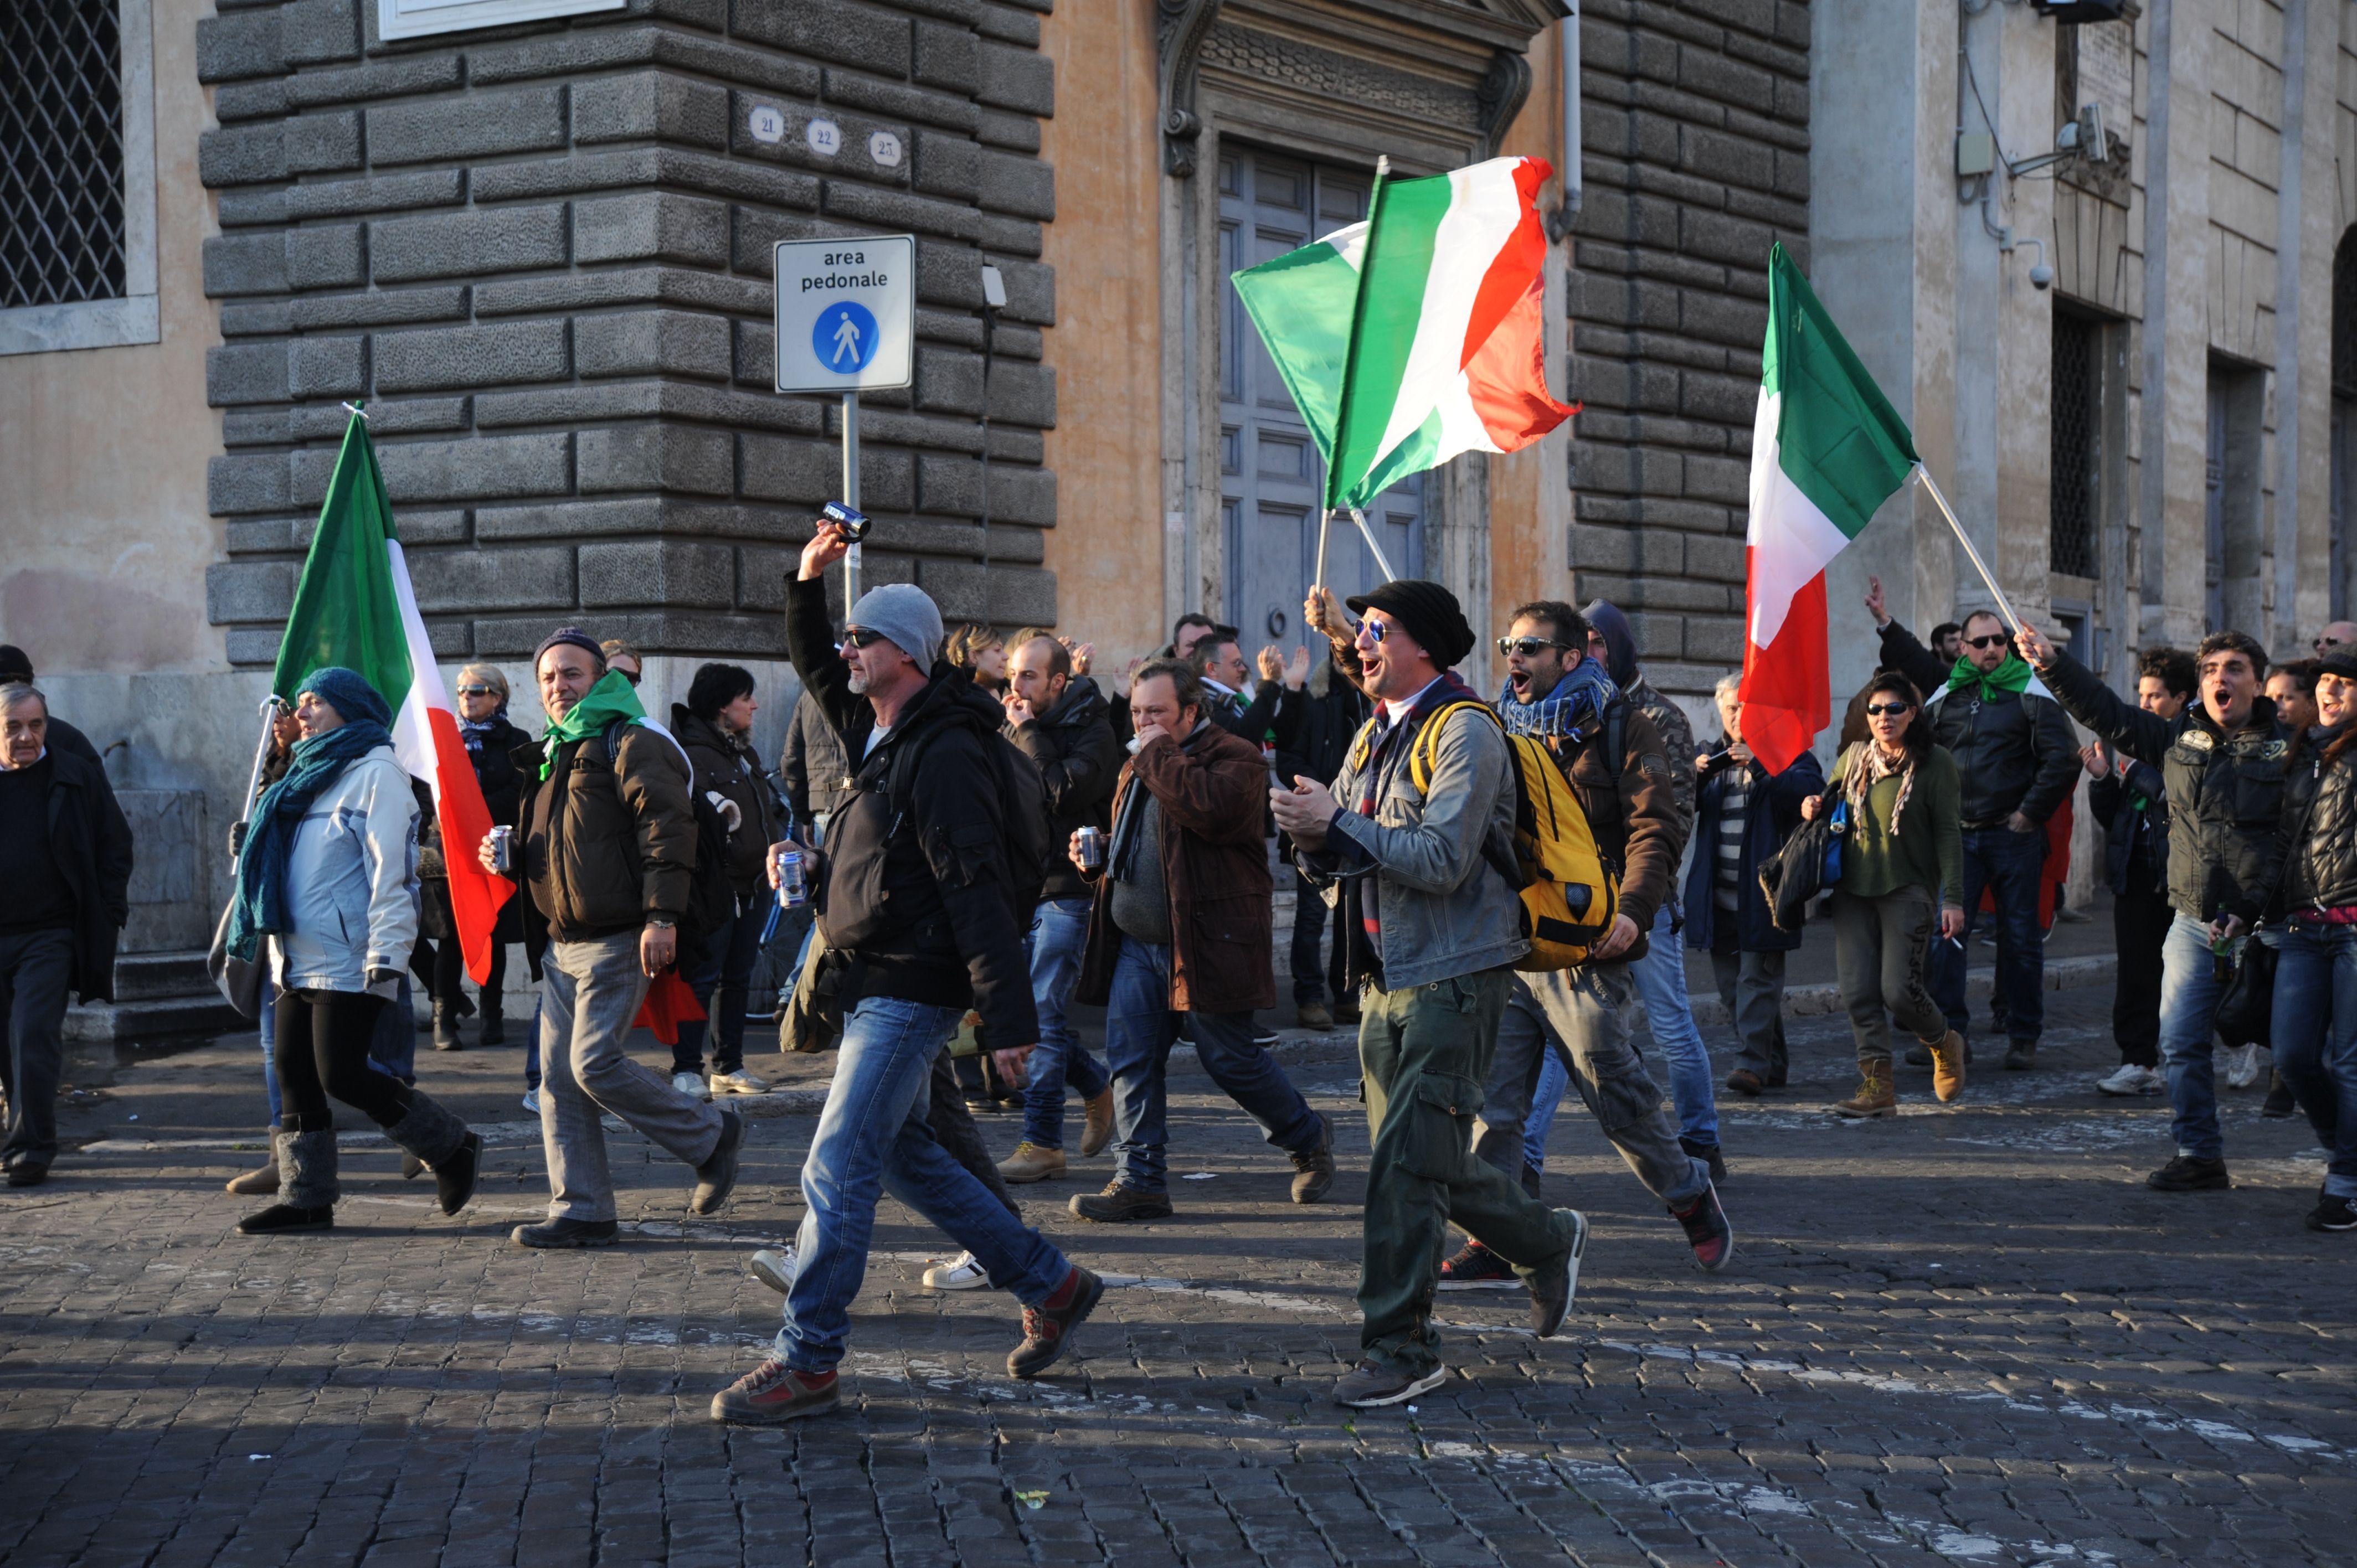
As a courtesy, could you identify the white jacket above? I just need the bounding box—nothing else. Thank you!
[267,746,420,994]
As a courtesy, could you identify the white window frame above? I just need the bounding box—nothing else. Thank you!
[0,0,158,356]
[378,0,624,43]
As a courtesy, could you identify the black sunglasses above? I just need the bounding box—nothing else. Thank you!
[456,684,499,697]
[1963,633,2010,651]
[842,627,891,649]
[1864,700,1913,716]
[1496,636,1571,658]
[2318,635,2348,652]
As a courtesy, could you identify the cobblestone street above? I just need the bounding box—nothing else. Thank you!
[4,981,2351,1567]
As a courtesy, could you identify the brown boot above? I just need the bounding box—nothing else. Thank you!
[225,1131,281,1196]
[1927,1030,1967,1102]
[1079,1086,1115,1158]
[1833,1062,1897,1118]
[997,1141,1068,1184]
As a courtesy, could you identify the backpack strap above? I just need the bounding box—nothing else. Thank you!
[1407,701,1504,795]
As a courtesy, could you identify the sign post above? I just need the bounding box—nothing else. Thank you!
[774,234,914,610]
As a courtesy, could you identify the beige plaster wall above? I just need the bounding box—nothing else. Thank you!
[0,0,223,678]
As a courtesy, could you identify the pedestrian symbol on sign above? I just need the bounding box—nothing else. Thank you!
[814,301,880,373]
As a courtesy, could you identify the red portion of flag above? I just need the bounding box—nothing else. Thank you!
[634,968,707,1048]
[425,704,511,984]
[1459,156,1554,372]
[1464,276,1579,450]
[1736,557,1828,777]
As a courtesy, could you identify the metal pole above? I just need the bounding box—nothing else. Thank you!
[1912,463,2021,632]
[1346,507,1399,582]
[231,695,282,868]
[841,389,862,607]
[1312,508,1333,594]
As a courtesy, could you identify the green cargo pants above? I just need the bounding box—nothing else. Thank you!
[1357,967,1580,1376]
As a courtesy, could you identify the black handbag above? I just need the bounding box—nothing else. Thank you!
[1758,798,1846,933]
[2212,933,2277,1050]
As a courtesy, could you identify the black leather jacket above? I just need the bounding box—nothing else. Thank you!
[2088,756,2168,898]
[1878,622,2080,826]
[1007,675,1121,903]
[2271,724,2357,917]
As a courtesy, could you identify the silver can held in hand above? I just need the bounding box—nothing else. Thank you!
[774,846,810,908]
[821,500,870,543]
[488,824,514,874]
[1075,826,1105,871]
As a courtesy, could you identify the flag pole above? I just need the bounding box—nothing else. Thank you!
[231,695,283,865]
[1313,507,1334,595]
[1346,507,1399,581]
[1912,463,2021,633]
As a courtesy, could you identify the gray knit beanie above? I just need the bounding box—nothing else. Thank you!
[846,582,945,671]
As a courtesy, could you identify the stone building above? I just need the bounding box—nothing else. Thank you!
[3,0,2354,1002]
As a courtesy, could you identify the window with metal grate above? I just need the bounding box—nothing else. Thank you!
[0,0,127,311]
[2049,308,2099,579]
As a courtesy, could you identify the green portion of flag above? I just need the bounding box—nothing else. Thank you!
[1764,243,1918,538]
[271,414,413,705]
[1328,169,1450,508]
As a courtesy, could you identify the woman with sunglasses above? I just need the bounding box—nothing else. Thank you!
[1800,672,1968,1116]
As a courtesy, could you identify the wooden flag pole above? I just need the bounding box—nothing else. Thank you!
[1913,463,2023,633]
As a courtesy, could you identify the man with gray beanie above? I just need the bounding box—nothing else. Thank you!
[712,515,1102,1425]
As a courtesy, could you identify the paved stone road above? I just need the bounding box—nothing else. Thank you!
[3,983,2351,1567]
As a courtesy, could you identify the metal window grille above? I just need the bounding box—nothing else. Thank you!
[2050,310,2099,578]
[1,1,127,311]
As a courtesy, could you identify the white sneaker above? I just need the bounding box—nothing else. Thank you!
[749,1246,796,1294]
[672,1071,709,1100]
[711,1068,773,1096]
[922,1251,994,1291]
[2225,1043,2264,1090]
[521,1088,542,1115]
[2096,1064,2163,1097]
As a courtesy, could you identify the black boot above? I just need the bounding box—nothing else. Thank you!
[478,1006,506,1046]
[240,1128,336,1233]
[386,1092,477,1216]
[431,998,464,1051]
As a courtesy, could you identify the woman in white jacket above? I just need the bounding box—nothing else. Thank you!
[223,667,479,1233]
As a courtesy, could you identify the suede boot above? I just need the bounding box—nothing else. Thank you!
[239,1127,339,1232]
[385,1091,478,1216]
[225,1129,282,1195]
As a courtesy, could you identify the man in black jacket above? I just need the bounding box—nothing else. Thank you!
[997,631,1121,1183]
[1866,582,2080,1069]
[0,685,133,1186]
[0,647,101,768]
[713,518,1103,1426]
[1277,648,1368,1029]
[2016,621,2296,1192]
[2086,647,2194,1098]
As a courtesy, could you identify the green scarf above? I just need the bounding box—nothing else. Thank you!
[538,669,646,778]
[1948,651,2034,703]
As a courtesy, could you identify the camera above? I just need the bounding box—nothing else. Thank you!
[2029,263,2055,291]
[821,500,870,543]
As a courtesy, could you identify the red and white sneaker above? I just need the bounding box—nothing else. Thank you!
[709,1359,840,1424]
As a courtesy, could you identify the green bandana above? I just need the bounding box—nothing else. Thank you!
[538,668,646,778]
[1948,651,2034,704]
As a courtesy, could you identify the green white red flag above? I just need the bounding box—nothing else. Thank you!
[1739,244,1919,773]
[271,412,512,983]
[1233,155,1574,509]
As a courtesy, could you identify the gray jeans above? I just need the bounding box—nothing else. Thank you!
[1475,966,1707,1206]
[1710,947,1788,1081]
[539,932,725,1222]
[1830,887,1947,1069]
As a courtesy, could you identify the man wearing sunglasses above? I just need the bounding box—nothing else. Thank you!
[1865,580,2080,1072]
[2313,621,2356,658]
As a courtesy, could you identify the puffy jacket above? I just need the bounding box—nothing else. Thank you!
[20,747,134,1003]
[513,722,697,943]
[785,575,1037,1047]
[1075,720,1275,1012]
[783,687,857,828]
[1879,621,2081,826]
[2271,723,2357,916]
[1548,696,1680,960]
[269,747,420,993]
[1681,746,1824,954]
[2088,756,2169,898]
[1006,674,1121,903]
[2042,652,2297,922]
[672,705,781,898]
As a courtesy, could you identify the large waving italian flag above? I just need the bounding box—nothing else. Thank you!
[1739,244,1920,775]
[271,412,512,982]
[1233,155,1574,509]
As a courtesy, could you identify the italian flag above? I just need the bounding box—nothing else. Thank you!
[271,412,512,983]
[1739,244,1919,775]
[1233,155,1575,508]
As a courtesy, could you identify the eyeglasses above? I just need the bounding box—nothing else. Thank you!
[1963,634,2010,651]
[2319,635,2349,653]
[843,627,891,649]
[1864,701,1913,716]
[1354,618,1393,645]
[1496,636,1570,658]
[456,684,498,697]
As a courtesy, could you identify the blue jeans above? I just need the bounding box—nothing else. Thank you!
[776,996,1073,1371]
[1020,898,1109,1148]
[675,898,769,1074]
[524,996,542,1092]
[1103,936,1322,1192]
[258,975,281,1124]
[367,975,416,1085]
[1932,825,2048,1044]
[1628,900,1718,1148]
[2268,922,2357,1199]
[2157,913,2238,1160]
[1522,1037,1571,1172]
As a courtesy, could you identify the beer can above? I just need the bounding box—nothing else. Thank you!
[774,846,810,908]
[488,824,514,874]
[821,499,871,543]
[1075,826,1105,871]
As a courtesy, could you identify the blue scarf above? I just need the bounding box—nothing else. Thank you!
[459,710,506,754]
[1496,657,1619,742]
[227,666,397,962]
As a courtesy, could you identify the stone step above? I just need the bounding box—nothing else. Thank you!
[111,948,217,1002]
[65,993,248,1043]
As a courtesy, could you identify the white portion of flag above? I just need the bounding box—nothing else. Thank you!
[1744,389,1856,648]
[385,539,456,795]
[1368,165,1530,472]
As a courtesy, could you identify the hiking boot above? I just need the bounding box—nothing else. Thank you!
[1079,1087,1115,1158]
[998,1141,1067,1184]
[2097,1062,2164,1097]
[1724,1068,1764,1097]
[2146,1156,2230,1192]
[2307,1192,2357,1232]
[431,1000,464,1051]
[1296,1000,1334,1032]
[1669,1183,1734,1272]
[511,1216,620,1248]
[1438,1240,1518,1290]
[225,1133,281,1196]
[1068,1181,1172,1223]
[711,1068,772,1096]
[1834,1064,1897,1118]
[1680,1136,1728,1184]
[749,1246,796,1294]
[711,1360,840,1424]
[2003,1039,2037,1072]
[1008,1266,1103,1379]
[238,1203,332,1235]
[433,1132,481,1216]
[1333,1360,1447,1409]
[1289,1112,1335,1204]
[692,1108,745,1216]
[923,1251,994,1290]
[1928,1030,1967,1102]
[2262,1071,2299,1119]
[1903,1043,1932,1068]
[1526,1210,1588,1338]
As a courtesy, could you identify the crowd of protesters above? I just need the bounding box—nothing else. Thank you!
[5,528,2354,1426]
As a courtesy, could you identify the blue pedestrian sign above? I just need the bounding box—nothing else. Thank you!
[773,234,913,393]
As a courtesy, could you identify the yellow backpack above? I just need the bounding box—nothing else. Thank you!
[1407,700,1620,971]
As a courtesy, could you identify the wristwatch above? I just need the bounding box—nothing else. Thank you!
[646,915,677,929]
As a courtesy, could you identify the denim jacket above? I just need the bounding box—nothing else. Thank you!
[267,747,420,994]
[1299,703,1528,991]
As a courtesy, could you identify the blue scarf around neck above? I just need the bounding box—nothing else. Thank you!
[226,720,395,961]
[1495,657,1619,742]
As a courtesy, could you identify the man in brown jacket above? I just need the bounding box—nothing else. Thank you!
[1065,658,1332,1221]
[483,627,742,1248]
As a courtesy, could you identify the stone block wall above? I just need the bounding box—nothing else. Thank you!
[198,0,1058,667]
[1564,0,1809,685]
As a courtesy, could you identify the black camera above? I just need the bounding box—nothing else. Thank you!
[821,501,870,543]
